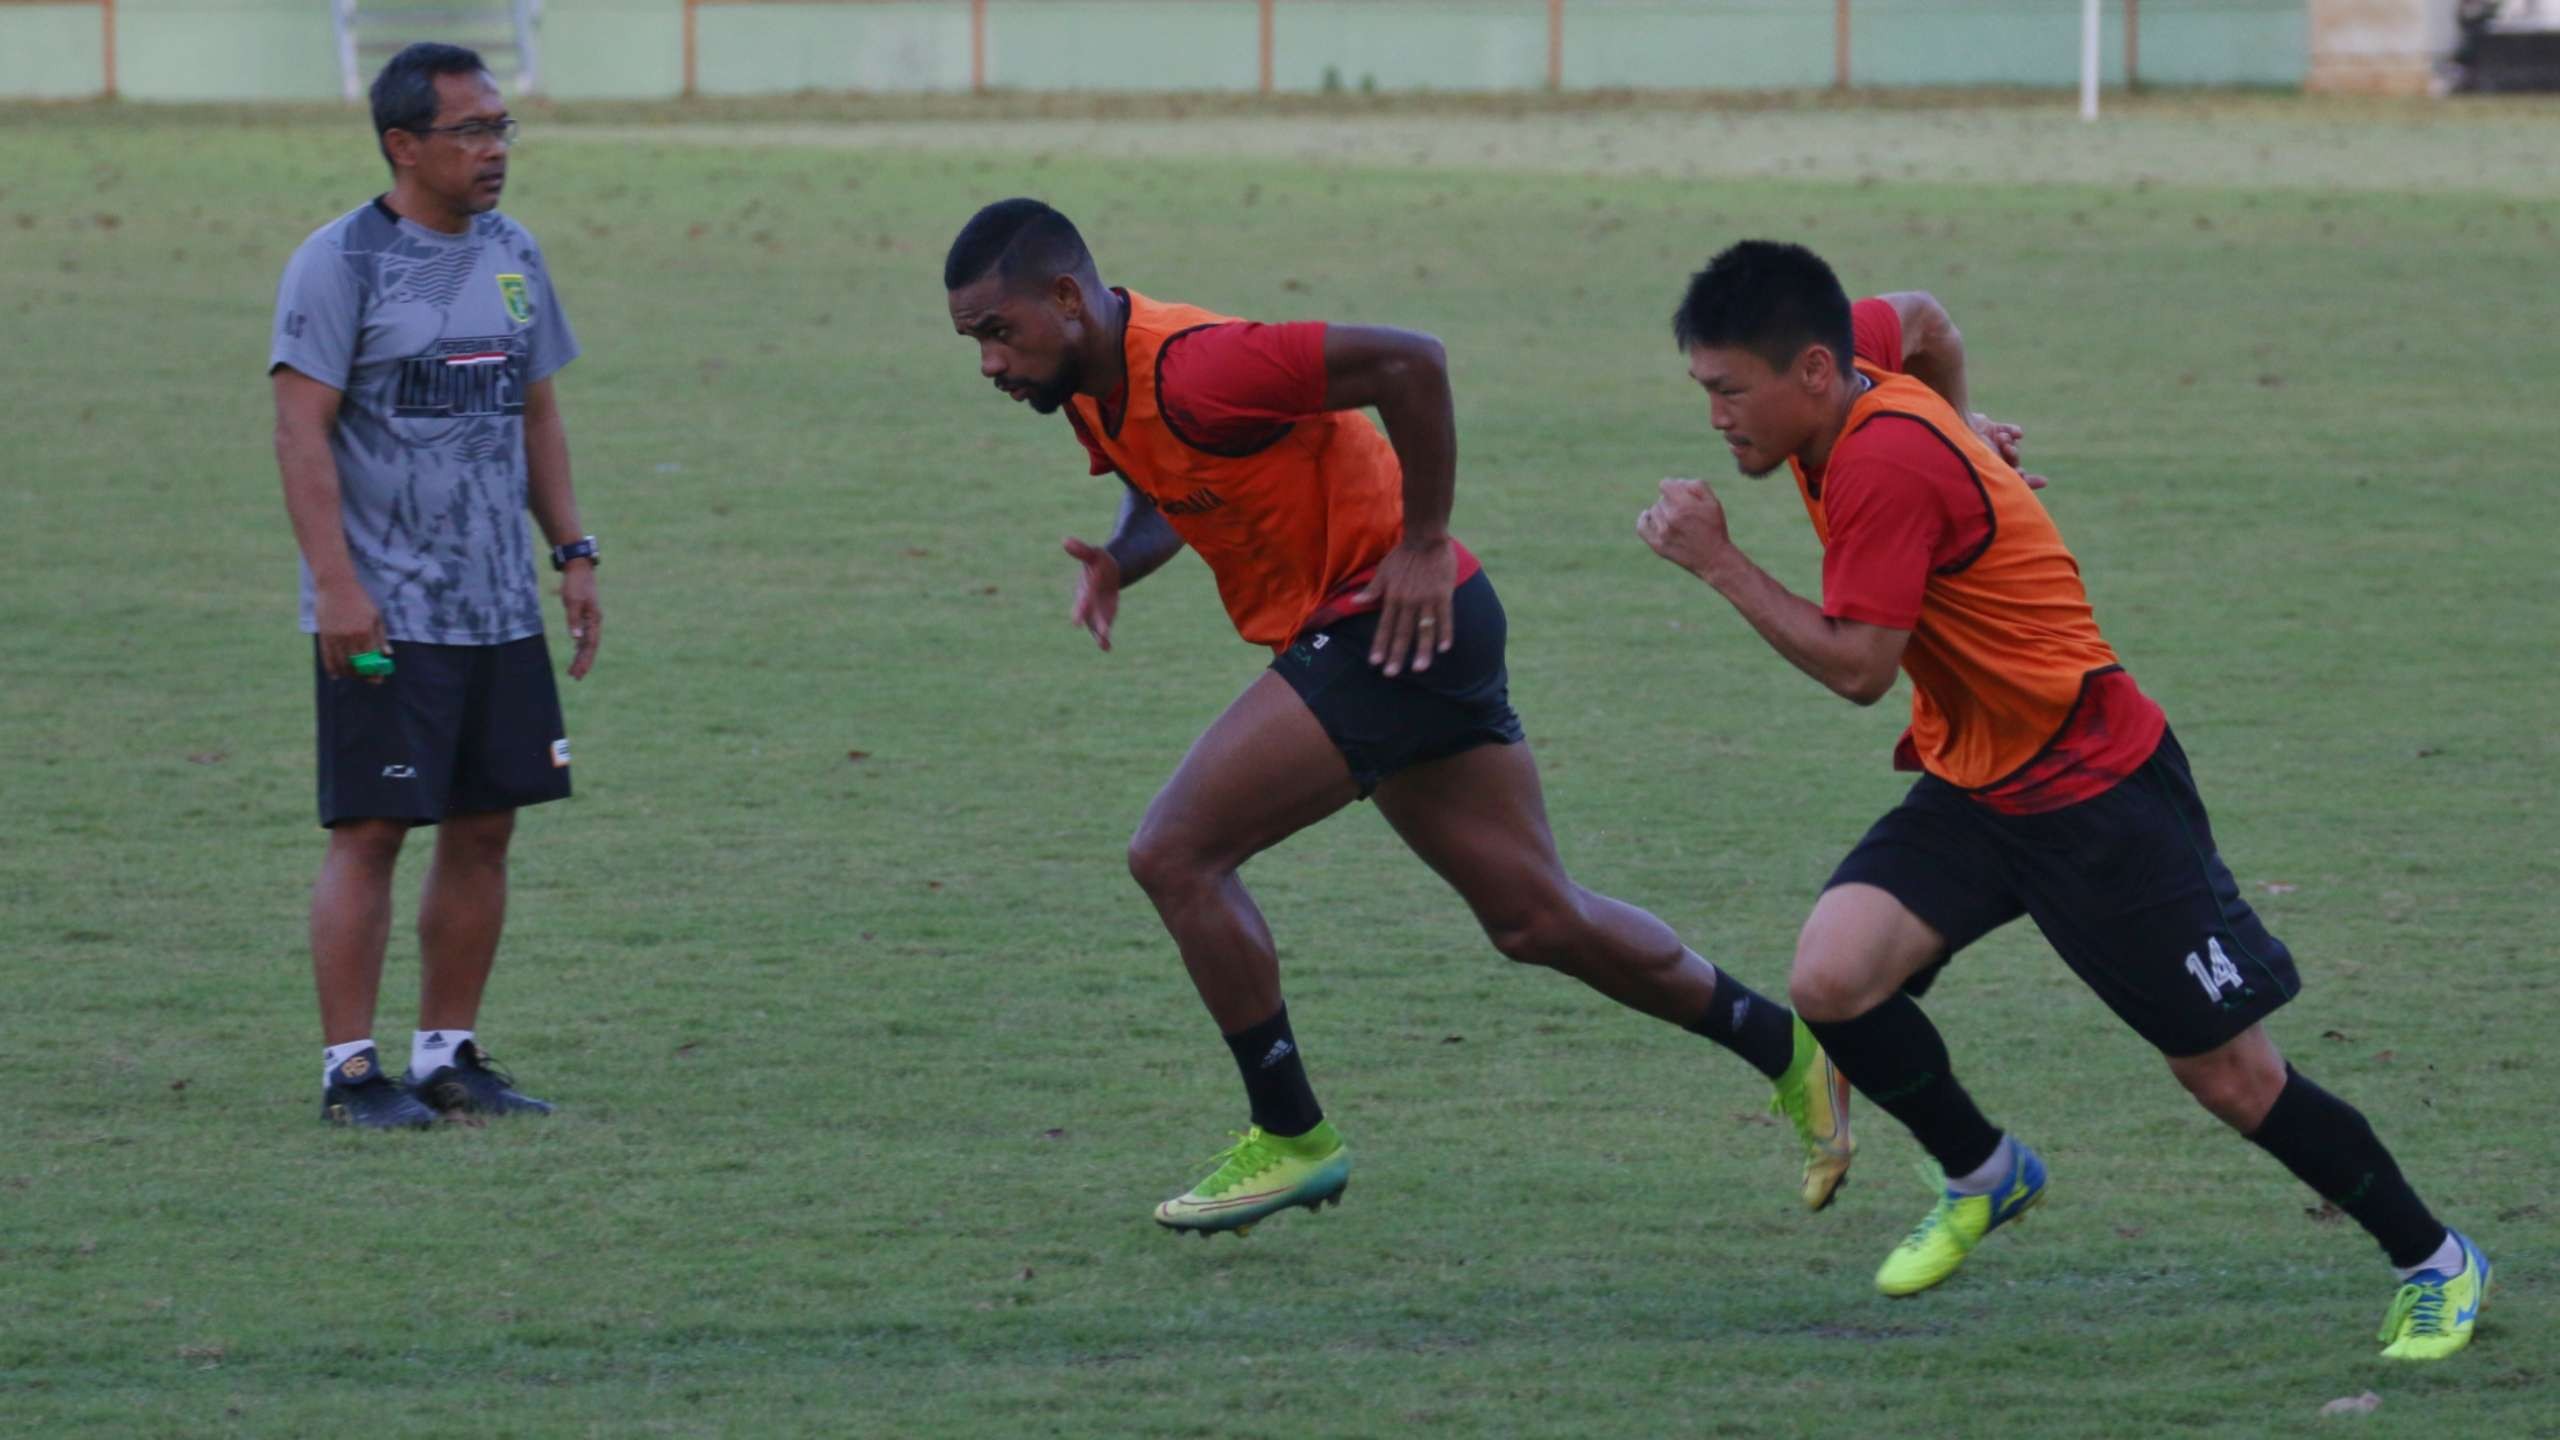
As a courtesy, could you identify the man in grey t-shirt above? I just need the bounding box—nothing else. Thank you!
[271,43,601,1128]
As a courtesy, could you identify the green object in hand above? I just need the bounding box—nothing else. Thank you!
[350,651,395,679]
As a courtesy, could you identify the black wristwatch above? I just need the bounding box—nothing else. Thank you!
[550,535,600,571]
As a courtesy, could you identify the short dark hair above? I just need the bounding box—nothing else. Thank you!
[943,198,1095,293]
[371,42,489,169]
[1672,240,1855,375]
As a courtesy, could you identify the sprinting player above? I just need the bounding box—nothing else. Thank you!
[1636,240,2486,1360]
[944,199,1852,1235]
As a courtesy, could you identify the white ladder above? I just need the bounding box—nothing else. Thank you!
[334,0,545,102]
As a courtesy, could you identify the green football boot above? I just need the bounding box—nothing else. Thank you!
[1768,1017,1856,1211]
[1154,1121,1350,1237]
[2378,1230,2491,1361]
[1876,1140,2047,1296]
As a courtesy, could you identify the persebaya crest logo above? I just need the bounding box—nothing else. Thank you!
[497,273,534,326]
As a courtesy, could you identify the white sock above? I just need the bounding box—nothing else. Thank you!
[324,1039,377,1086]
[1946,1134,2015,1196]
[2394,1230,2463,1283]
[411,1029,472,1079]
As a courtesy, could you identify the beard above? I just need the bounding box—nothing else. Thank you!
[1020,347,1083,415]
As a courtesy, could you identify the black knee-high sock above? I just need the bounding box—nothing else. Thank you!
[1805,993,2003,1177]
[1223,1005,1323,1138]
[1684,968,1800,1081]
[2246,1065,2445,1269]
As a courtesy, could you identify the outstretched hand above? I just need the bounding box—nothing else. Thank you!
[1062,536,1122,651]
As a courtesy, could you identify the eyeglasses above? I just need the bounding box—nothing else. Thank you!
[409,117,520,147]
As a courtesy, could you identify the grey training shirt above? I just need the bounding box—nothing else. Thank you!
[270,199,580,645]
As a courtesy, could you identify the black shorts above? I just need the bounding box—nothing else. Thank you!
[314,635,572,827]
[1826,727,2299,1057]
[1270,569,1527,796]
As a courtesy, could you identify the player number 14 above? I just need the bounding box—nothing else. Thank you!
[2185,937,2246,1002]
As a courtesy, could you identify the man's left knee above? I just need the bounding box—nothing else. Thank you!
[1482,891,1589,970]
[2168,1033,2286,1130]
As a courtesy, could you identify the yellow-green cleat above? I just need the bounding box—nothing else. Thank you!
[2379,1230,2491,1361]
[1769,1017,1855,1211]
[1153,1121,1350,1237]
[1876,1140,2046,1297]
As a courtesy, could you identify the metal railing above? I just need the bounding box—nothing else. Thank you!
[678,0,2162,99]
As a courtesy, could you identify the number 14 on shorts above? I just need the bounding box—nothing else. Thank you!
[2185,937,2247,1002]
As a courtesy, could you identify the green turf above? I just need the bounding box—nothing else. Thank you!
[1,94,2553,1437]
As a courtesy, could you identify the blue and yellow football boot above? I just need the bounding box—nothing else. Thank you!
[1876,1140,2047,1296]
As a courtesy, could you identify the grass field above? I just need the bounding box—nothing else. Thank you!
[2,91,2555,1437]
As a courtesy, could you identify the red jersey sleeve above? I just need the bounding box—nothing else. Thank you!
[1818,417,1981,630]
[1850,297,1905,374]
[1156,321,1330,454]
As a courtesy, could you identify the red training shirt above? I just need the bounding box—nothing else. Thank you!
[1067,318,1479,636]
[1814,299,2166,814]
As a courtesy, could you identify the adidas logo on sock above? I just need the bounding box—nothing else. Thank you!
[1259,1039,1295,1069]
